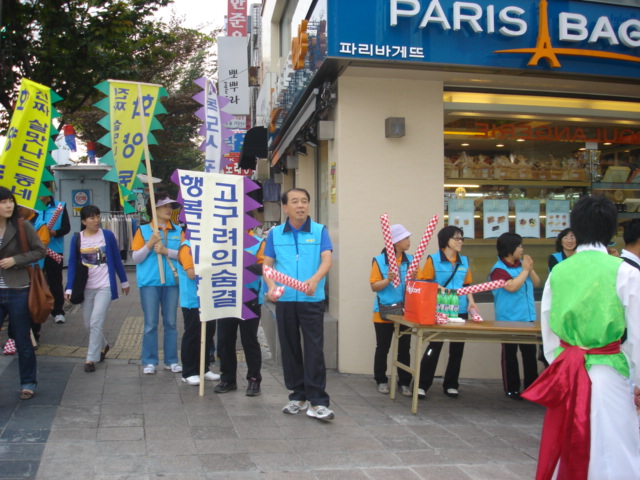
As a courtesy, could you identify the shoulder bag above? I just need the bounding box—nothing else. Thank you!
[17,219,54,324]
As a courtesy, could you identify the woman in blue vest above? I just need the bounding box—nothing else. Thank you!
[370,224,412,396]
[131,194,182,375]
[490,232,540,400]
[547,228,576,272]
[418,225,477,399]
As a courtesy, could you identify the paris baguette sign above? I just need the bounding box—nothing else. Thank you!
[326,0,640,79]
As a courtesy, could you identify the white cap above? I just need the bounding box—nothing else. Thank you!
[390,224,411,244]
[156,198,179,208]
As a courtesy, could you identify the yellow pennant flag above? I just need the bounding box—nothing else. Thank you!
[0,78,58,210]
[107,81,163,206]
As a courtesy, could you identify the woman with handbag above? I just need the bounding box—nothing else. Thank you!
[369,224,413,395]
[418,225,477,399]
[65,205,130,373]
[0,187,46,400]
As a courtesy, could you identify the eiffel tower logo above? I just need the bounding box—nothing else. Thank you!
[495,0,640,68]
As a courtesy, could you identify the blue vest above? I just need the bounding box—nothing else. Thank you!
[177,240,198,309]
[41,201,65,253]
[548,251,565,272]
[136,223,180,287]
[270,219,327,302]
[490,257,536,322]
[30,214,47,269]
[246,236,264,305]
[430,252,470,314]
[373,251,413,312]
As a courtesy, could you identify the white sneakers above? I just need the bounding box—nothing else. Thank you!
[182,371,221,385]
[54,314,65,324]
[143,364,184,375]
[282,400,309,415]
[377,383,390,394]
[282,400,334,421]
[306,405,335,421]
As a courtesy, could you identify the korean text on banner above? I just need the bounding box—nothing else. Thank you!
[109,81,160,203]
[227,0,248,37]
[177,170,246,321]
[0,78,59,210]
[217,37,250,116]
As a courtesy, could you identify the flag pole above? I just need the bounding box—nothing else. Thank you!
[136,83,165,284]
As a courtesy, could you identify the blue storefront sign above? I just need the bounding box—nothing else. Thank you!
[325,0,640,79]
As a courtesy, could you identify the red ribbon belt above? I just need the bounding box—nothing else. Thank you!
[521,339,621,480]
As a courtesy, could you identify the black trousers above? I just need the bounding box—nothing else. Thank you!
[418,312,468,392]
[373,322,411,387]
[217,316,262,384]
[419,341,465,392]
[180,307,214,378]
[501,343,539,393]
[275,301,329,407]
[43,255,65,317]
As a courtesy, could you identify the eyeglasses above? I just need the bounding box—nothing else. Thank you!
[452,237,464,241]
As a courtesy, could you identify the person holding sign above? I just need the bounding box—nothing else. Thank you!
[132,193,182,375]
[263,188,334,421]
[0,187,46,400]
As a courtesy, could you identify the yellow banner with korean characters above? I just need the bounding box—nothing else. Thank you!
[0,78,59,210]
[94,80,167,212]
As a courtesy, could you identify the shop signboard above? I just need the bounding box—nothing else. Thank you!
[515,199,541,238]
[326,0,640,80]
[71,189,92,217]
[448,198,475,238]
[483,199,509,238]
[546,200,571,238]
[217,37,250,115]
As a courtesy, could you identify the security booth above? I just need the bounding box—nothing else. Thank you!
[51,164,112,266]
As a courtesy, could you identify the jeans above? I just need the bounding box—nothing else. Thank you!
[180,307,215,378]
[0,288,37,390]
[82,287,112,363]
[217,316,262,384]
[140,285,179,366]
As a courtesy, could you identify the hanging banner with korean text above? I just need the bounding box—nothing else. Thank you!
[192,77,234,173]
[0,78,60,210]
[93,80,168,213]
[227,0,248,37]
[173,169,262,321]
[217,37,250,115]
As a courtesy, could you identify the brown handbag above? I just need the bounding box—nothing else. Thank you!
[17,219,54,324]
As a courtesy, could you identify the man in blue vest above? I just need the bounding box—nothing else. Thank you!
[39,193,71,323]
[263,188,334,421]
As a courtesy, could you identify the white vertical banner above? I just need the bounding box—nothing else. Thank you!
[217,36,250,115]
[177,170,245,320]
[203,79,223,172]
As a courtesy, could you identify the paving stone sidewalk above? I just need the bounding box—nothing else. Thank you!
[0,267,544,479]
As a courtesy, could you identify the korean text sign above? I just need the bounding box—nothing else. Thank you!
[178,170,245,320]
[0,78,54,209]
[108,81,161,206]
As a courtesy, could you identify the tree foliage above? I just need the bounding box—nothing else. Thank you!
[1,0,221,189]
